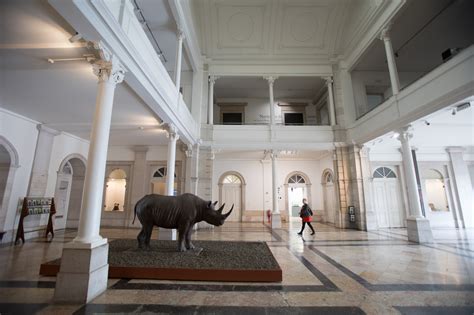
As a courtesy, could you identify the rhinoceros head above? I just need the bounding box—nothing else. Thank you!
[203,201,233,226]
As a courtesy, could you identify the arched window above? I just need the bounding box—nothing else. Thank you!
[288,174,306,184]
[373,167,396,178]
[223,174,241,184]
[104,168,127,211]
[153,167,176,178]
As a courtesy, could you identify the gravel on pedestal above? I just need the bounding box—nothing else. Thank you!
[108,239,280,270]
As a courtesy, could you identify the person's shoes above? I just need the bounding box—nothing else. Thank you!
[310,232,315,235]
[297,232,302,235]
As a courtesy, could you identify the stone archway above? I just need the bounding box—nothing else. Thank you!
[218,171,246,222]
[0,136,20,234]
[55,154,86,229]
[284,171,312,221]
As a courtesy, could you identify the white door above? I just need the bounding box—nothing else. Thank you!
[324,184,336,224]
[222,184,241,222]
[373,179,403,228]
[54,173,72,227]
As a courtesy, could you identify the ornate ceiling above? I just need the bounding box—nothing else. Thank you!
[191,0,386,63]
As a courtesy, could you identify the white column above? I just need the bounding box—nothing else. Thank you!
[159,124,179,240]
[165,124,179,196]
[192,140,201,195]
[397,126,433,243]
[55,47,125,303]
[325,77,336,126]
[174,30,185,93]
[380,27,400,95]
[129,146,148,227]
[270,150,281,228]
[74,58,125,246]
[447,147,473,228]
[264,76,277,125]
[208,76,218,125]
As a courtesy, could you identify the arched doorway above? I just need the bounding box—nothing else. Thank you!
[322,169,336,224]
[218,172,245,222]
[55,155,86,229]
[372,166,404,228]
[0,136,20,234]
[104,168,127,212]
[422,168,454,228]
[284,172,312,221]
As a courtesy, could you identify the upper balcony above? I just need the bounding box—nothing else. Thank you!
[50,0,200,144]
[201,76,335,149]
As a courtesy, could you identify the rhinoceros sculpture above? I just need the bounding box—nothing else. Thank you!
[133,193,233,251]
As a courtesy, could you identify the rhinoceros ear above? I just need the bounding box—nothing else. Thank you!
[207,201,212,208]
[213,201,218,206]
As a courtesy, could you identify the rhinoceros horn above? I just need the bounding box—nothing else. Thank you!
[223,204,234,218]
[216,203,225,214]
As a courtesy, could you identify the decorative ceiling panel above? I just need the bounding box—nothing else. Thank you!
[210,0,271,55]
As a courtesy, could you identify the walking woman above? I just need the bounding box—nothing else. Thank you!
[297,198,315,235]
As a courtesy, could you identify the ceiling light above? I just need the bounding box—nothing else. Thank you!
[452,108,457,115]
[423,120,430,126]
[391,133,399,139]
[456,102,471,112]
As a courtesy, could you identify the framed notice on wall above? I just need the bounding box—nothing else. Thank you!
[15,197,56,244]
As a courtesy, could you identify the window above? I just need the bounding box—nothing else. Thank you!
[284,113,304,125]
[153,167,166,178]
[373,167,396,178]
[325,172,333,183]
[222,113,243,125]
[288,174,306,184]
[218,103,246,125]
[223,174,241,184]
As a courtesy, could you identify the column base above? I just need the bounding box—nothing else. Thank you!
[158,228,177,240]
[271,213,282,229]
[406,217,433,243]
[54,242,109,303]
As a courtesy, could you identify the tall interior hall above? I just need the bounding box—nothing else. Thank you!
[0,0,473,314]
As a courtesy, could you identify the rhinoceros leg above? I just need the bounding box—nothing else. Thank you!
[177,225,187,252]
[137,227,146,249]
[185,224,195,250]
[143,224,153,249]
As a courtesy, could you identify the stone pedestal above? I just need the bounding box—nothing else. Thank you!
[158,228,177,240]
[271,213,281,229]
[406,217,433,243]
[54,242,109,303]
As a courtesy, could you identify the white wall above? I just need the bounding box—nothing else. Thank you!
[0,109,38,238]
[0,108,92,240]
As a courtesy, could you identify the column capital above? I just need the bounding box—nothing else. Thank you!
[209,75,219,84]
[264,76,278,86]
[379,26,391,41]
[164,123,179,141]
[89,41,125,84]
[324,76,334,85]
[177,28,185,41]
[446,146,465,154]
[396,125,413,142]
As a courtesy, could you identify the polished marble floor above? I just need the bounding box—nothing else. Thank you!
[0,222,473,314]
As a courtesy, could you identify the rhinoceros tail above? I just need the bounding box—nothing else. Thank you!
[132,201,138,224]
